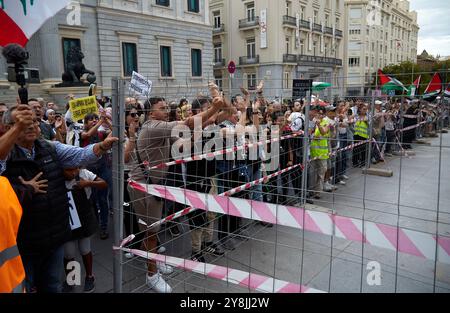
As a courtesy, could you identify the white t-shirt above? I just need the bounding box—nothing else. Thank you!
[335,117,349,134]
[289,112,305,132]
[65,169,97,200]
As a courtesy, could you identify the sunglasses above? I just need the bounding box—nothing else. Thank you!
[130,113,139,118]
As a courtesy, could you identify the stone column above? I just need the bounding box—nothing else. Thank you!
[38,15,63,83]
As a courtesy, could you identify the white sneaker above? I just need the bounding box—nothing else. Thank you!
[157,246,166,254]
[157,262,174,275]
[146,273,172,293]
[342,175,349,180]
[124,252,134,259]
[338,180,346,186]
[323,182,333,192]
[330,183,338,190]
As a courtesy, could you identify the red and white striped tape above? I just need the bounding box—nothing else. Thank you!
[130,183,450,265]
[142,131,304,171]
[329,139,371,157]
[113,237,325,293]
[398,121,427,133]
[133,139,370,229]
[132,162,305,230]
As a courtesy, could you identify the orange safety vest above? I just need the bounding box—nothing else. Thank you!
[0,176,25,293]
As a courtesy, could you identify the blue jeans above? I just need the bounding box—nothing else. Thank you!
[250,166,263,202]
[21,245,64,293]
[337,133,349,178]
[89,155,112,231]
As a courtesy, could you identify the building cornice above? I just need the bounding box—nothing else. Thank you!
[58,25,89,32]
[115,31,141,38]
[96,6,211,29]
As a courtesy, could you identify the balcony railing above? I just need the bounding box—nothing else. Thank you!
[299,19,310,29]
[283,54,298,63]
[282,15,296,27]
[297,54,342,66]
[239,55,260,65]
[335,29,343,37]
[213,24,225,34]
[324,26,333,35]
[313,23,322,32]
[280,54,343,66]
[213,59,226,67]
[239,16,260,29]
[282,15,311,30]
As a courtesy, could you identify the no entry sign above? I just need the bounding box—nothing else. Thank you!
[228,61,236,74]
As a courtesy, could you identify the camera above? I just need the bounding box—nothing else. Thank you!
[7,66,40,84]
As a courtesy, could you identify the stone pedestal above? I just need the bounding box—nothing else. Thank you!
[46,85,105,108]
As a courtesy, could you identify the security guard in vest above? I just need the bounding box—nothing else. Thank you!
[0,176,25,293]
[352,104,370,167]
[309,106,330,199]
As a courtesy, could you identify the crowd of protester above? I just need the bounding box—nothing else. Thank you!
[0,81,448,293]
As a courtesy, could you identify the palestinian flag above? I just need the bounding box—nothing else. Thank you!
[1,0,71,47]
[407,76,421,99]
[312,82,332,92]
[378,69,407,94]
[444,84,450,98]
[423,73,442,102]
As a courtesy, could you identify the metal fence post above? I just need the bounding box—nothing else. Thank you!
[112,77,125,293]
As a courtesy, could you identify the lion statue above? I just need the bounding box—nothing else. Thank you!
[61,46,95,84]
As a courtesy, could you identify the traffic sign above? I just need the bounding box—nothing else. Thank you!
[228,61,236,74]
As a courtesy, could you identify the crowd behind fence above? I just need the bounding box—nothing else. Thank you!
[1,73,448,293]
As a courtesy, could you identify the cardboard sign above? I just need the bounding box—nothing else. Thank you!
[129,71,152,97]
[69,96,98,121]
[67,191,82,230]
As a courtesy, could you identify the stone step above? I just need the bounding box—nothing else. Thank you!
[362,168,394,177]
[412,139,431,145]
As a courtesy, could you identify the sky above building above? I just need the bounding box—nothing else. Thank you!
[410,0,450,58]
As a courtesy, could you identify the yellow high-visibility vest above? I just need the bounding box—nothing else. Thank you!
[310,119,330,160]
[354,119,369,139]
